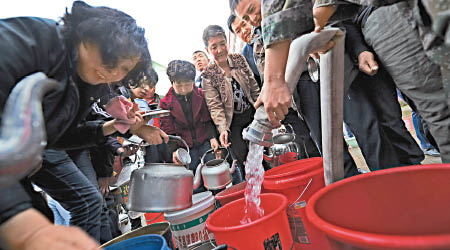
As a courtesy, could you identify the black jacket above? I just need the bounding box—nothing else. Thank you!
[0,17,112,223]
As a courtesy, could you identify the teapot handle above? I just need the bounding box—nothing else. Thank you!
[285,123,295,136]
[200,147,230,165]
[168,135,190,155]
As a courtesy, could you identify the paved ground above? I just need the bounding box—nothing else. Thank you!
[346,103,442,172]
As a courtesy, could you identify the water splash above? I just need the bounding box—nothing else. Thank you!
[241,142,265,224]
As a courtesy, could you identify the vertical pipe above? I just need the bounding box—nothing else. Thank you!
[320,31,345,185]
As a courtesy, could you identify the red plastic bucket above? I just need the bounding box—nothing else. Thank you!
[206,193,293,249]
[306,164,450,250]
[215,181,247,206]
[263,157,330,250]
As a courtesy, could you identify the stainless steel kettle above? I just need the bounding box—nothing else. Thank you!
[194,147,236,190]
[127,136,202,212]
[263,125,300,167]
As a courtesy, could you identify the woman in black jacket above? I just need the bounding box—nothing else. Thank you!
[0,1,168,249]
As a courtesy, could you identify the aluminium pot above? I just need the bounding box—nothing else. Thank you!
[127,136,200,212]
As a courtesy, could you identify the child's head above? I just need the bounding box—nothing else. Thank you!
[130,68,158,99]
[166,60,196,96]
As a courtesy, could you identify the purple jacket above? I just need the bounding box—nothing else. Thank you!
[160,86,214,148]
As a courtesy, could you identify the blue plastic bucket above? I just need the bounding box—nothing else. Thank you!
[104,234,170,250]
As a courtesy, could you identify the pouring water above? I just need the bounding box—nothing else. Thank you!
[241,142,265,224]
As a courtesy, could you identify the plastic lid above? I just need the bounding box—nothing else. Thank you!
[164,191,215,221]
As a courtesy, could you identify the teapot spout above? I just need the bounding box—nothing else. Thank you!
[193,163,204,190]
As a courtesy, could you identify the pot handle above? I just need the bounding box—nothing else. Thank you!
[168,135,189,155]
[285,123,295,137]
[200,146,230,165]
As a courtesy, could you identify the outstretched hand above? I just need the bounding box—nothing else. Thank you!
[0,209,100,250]
[133,125,169,145]
[254,80,291,127]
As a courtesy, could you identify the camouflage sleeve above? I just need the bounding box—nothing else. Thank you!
[252,36,266,80]
[342,0,405,5]
[262,0,315,48]
[314,0,337,8]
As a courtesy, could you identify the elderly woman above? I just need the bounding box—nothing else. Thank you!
[0,1,167,249]
[201,25,260,172]
[160,60,219,192]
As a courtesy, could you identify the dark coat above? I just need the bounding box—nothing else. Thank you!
[159,86,213,149]
[0,17,112,224]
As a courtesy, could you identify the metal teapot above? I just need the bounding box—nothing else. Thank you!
[128,135,202,212]
[194,147,236,190]
[263,125,301,167]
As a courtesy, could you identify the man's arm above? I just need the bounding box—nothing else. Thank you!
[343,21,379,75]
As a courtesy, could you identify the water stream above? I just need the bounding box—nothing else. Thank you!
[241,142,265,224]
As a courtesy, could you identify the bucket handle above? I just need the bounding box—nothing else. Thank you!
[289,178,313,207]
[287,178,313,250]
[168,135,190,155]
[168,135,191,169]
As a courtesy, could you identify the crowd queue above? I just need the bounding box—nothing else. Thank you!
[0,0,448,249]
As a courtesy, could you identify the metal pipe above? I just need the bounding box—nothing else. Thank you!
[320,31,346,185]
[0,72,59,187]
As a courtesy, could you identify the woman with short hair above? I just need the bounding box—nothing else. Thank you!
[201,25,260,172]
[160,60,219,193]
[0,1,167,249]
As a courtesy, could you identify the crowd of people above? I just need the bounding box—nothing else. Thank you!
[0,0,447,249]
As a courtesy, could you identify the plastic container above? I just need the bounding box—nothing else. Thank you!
[144,212,166,224]
[214,181,247,206]
[101,222,173,249]
[263,157,330,250]
[306,164,450,250]
[104,234,170,250]
[165,191,215,250]
[206,193,293,249]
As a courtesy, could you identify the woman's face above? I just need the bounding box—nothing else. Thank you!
[235,0,262,27]
[173,81,194,96]
[76,42,140,85]
[206,35,229,65]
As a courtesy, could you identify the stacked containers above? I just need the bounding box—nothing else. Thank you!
[164,191,215,250]
[263,157,331,250]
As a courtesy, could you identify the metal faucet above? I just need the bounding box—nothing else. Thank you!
[0,72,59,187]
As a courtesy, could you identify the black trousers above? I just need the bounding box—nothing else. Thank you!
[32,149,112,243]
[344,69,424,171]
[296,72,360,177]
